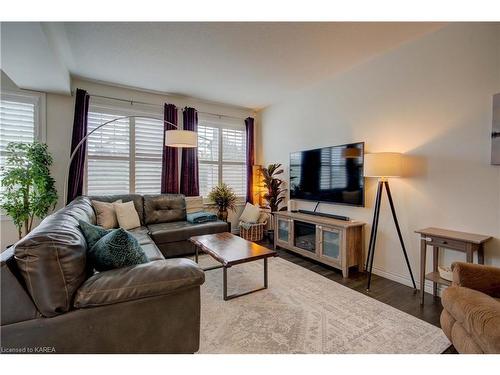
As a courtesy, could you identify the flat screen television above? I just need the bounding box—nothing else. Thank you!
[289,142,365,206]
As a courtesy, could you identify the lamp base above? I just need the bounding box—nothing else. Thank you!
[365,180,417,291]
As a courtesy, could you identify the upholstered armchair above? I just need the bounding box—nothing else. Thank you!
[440,262,500,353]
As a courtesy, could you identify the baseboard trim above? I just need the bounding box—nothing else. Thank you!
[371,265,445,297]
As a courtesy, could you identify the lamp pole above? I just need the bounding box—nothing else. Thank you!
[365,177,417,291]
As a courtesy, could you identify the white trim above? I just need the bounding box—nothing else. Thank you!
[371,265,445,297]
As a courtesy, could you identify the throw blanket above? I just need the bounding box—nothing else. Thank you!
[187,211,217,224]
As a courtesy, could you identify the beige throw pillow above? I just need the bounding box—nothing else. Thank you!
[185,196,204,214]
[239,202,261,224]
[92,200,122,229]
[113,201,141,230]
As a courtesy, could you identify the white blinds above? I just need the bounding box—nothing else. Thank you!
[198,115,247,198]
[0,100,35,153]
[135,117,163,194]
[86,109,163,195]
[0,98,37,182]
[85,107,247,198]
[87,112,130,195]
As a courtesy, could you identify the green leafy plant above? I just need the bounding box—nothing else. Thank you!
[0,141,58,239]
[208,183,237,221]
[260,163,287,212]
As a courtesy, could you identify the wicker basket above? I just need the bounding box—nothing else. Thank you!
[239,222,267,242]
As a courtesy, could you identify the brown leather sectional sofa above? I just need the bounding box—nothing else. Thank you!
[0,194,228,353]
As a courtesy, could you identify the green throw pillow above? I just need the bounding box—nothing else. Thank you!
[79,220,110,249]
[89,228,148,272]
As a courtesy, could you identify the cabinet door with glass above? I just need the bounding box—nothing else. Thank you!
[318,226,342,265]
[276,217,292,245]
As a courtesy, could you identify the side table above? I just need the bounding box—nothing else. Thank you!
[415,227,492,304]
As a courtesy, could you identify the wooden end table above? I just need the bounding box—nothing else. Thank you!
[189,232,278,301]
[415,227,492,305]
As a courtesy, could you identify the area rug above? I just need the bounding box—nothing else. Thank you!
[196,255,450,354]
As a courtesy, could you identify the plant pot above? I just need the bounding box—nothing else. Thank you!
[218,208,228,222]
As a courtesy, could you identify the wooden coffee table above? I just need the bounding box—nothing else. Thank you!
[189,232,278,301]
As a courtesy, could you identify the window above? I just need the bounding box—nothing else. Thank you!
[0,91,45,181]
[86,105,163,195]
[198,114,247,198]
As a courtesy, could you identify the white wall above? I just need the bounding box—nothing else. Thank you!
[258,23,500,290]
[1,75,253,249]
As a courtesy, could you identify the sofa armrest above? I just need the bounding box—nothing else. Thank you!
[452,262,500,297]
[74,258,205,308]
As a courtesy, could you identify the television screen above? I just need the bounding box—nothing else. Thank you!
[290,142,364,206]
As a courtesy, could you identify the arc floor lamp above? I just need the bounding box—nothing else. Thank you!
[63,115,198,203]
[364,152,416,291]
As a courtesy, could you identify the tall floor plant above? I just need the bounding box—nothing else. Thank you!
[260,163,287,212]
[0,141,58,239]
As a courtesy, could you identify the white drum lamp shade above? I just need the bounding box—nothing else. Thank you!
[165,129,198,148]
[364,152,403,178]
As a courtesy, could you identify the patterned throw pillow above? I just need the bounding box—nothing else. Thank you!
[79,220,110,249]
[89,228,148,272]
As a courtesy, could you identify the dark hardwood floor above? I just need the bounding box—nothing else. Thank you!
[258,238,456,353]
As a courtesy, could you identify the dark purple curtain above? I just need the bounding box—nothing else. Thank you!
[161,104,179,193]
[180,107,199,196]
[67,88,89,204]
[245,117,255,203]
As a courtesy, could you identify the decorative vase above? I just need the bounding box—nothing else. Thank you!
[218,208,228,222]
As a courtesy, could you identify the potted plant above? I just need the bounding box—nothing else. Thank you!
[260,163,287,212]
[260,163,287,242]
[208,183,237,222]
[0,141,58,240]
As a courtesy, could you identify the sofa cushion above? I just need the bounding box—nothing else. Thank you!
[148,220,228,244]
[73,258,205,308]
[442,286,500,353]
[127,227,164,261]
[144,194,186,225]
[89,229,148,272]
[14,196,95,317]
[89,194,145,226]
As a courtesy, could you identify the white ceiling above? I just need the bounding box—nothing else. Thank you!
[1,22,445,109]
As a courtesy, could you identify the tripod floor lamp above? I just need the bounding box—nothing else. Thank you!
[364,152,416,291]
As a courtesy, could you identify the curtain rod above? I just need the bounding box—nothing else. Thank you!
[80,92,249,121]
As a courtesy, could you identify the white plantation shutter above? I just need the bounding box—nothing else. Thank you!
[0,100,35,153]
[222,164,246,196]
[87,112,129,157]
[87,159,129,195]
[135,117,163,194]
[198,114,247,198]
[198,124,220,197]
[222,127,246,196]
[222,128,246,162]
[87,112,130,195]
[0,93,42,196]
[86,107,163,195]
